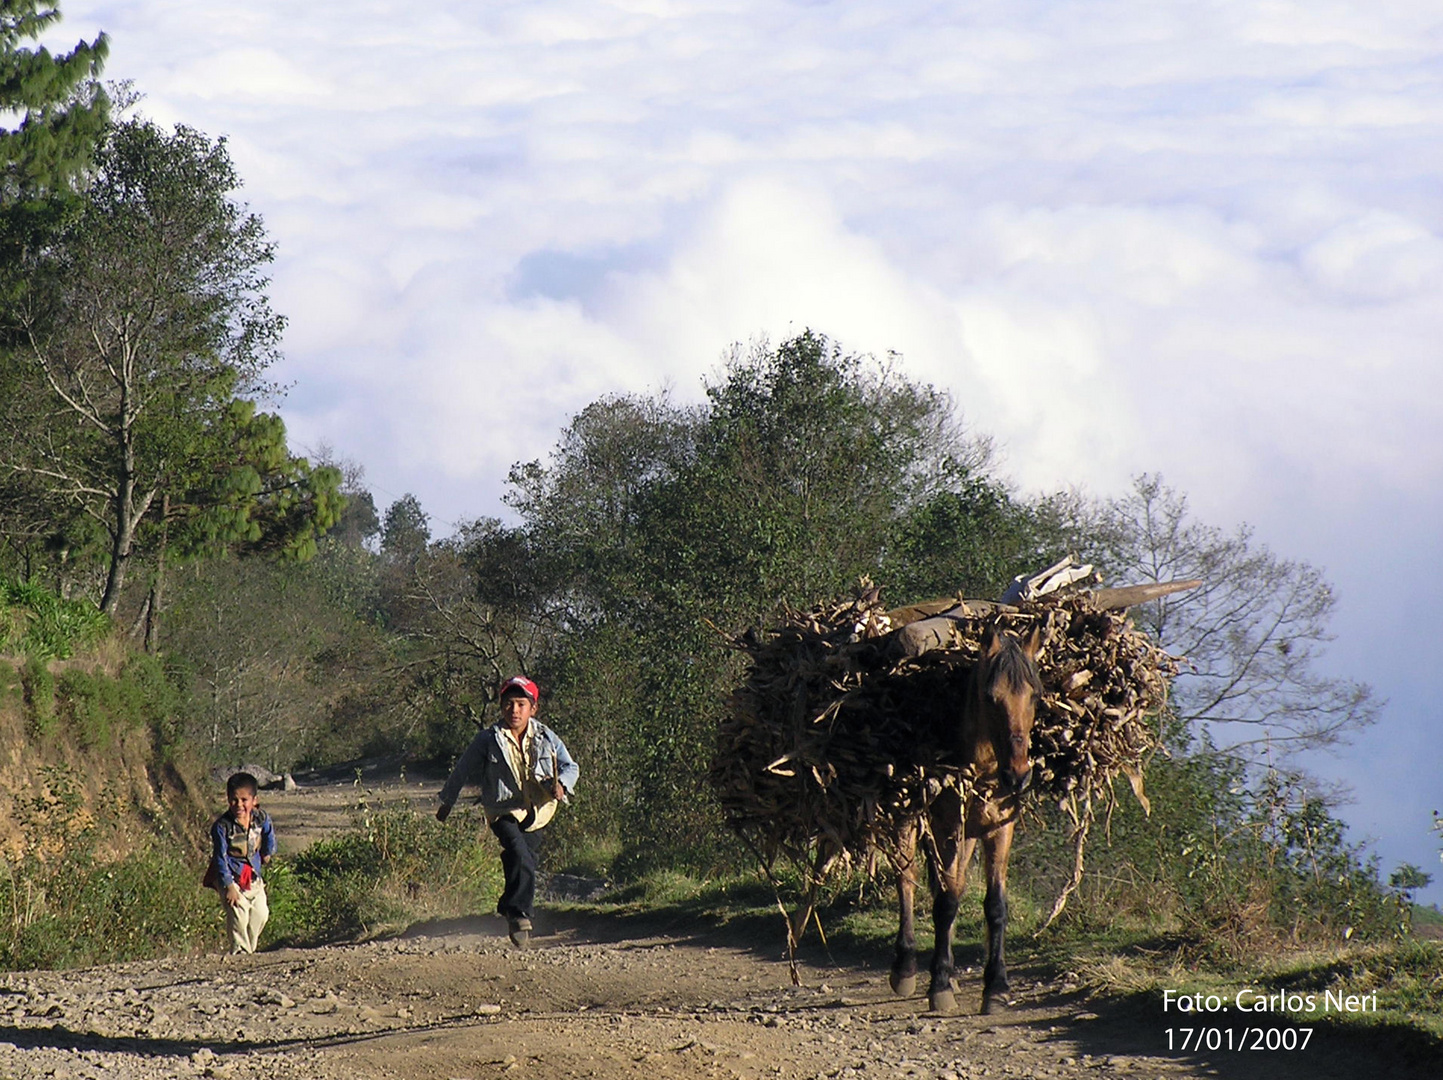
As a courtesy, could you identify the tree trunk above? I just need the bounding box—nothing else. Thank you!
[144,494,170,654]
[99,502,132,615]
[99,409,137,616]
[99,415,156,616]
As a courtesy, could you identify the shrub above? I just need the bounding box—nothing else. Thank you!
[0,767,213,970]
[1010,741,1400,959]
[21,655,55,735]
[266,803,501,946]
[0,579,109,660]
[52,655,184,751]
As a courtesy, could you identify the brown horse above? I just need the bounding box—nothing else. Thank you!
[888,623,1043,1015]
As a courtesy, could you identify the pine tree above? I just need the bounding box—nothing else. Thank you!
[0,1,108,203]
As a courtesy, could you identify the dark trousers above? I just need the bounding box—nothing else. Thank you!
[489,816,543,920]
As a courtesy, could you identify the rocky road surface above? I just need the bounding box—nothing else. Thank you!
[3,912,1437,1080]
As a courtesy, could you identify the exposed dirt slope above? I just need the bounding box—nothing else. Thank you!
[0,658,206,863]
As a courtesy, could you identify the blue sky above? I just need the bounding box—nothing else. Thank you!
[57,1,1443,899]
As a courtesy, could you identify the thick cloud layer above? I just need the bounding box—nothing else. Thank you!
[60,1,1443,896]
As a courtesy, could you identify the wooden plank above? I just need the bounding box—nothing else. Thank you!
[1087,579,1202,611]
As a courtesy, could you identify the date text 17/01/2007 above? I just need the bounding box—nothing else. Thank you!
[1167,1028,1313,1052]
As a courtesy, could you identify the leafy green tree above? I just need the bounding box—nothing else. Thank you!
[134,401,343,651]
[883,477,1041,603]
[1389,863,1432,905]
[0,2,108,585]
[0,1,108,202]
[381,494,430,563]
[1,118,295,616]
[647,332,996,621]
[332,489,380,550]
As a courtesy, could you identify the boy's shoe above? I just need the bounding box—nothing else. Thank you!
[507,917,532,948]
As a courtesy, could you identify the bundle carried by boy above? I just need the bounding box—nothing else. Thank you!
[709,573,1181,922]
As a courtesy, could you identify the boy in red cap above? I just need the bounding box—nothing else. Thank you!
[436,676,579,946]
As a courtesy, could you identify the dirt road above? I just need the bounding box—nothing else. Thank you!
[4,911,1438,1080]
[2,767,1436,1079]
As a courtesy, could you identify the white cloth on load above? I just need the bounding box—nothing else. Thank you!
[998,555,1095,605]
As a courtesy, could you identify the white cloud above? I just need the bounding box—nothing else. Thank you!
[1300,210,1443,301]
[166,47,331,102]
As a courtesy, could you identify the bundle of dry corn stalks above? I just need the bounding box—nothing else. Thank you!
[710,579,1179,926]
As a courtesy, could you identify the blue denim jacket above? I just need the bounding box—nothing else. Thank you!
[209,808,276,889]
[438,721,579,821]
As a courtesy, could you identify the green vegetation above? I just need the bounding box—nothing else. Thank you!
[266,802,502,945]
[53,653,183,750]
[0,0,109,201]
[1,577,109,659]
[19,652,52,733]
[0,766,212,970]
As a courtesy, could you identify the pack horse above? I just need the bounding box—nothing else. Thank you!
[887,623,1044,1015]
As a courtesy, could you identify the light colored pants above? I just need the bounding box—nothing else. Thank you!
[220,879,269,954]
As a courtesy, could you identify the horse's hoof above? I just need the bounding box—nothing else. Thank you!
[889,972,917,997]
[929,989,957,1015]
[980,990,1011,1015]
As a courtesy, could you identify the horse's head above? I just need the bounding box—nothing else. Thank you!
[969,623,1044,795]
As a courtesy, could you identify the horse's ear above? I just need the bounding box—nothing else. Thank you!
[981,623,1003,658]
[1022,623,1044,659]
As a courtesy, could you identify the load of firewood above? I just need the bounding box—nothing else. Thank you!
[710,576,1183,923]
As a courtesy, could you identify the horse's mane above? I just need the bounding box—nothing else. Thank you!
[979,636,1043,698]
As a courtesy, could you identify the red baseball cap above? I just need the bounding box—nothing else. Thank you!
[498,676,539,703]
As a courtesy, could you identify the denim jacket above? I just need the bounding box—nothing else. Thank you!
[438,720,579,827]
[209,807,276,890]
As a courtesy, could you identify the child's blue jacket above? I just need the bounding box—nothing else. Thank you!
[209,808,277,889]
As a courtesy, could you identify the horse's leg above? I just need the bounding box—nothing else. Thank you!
[979,820,1016,1015]
[927,794,971,1016]
[889,821,919,997]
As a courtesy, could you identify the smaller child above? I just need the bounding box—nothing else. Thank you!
[208,771,277,954]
